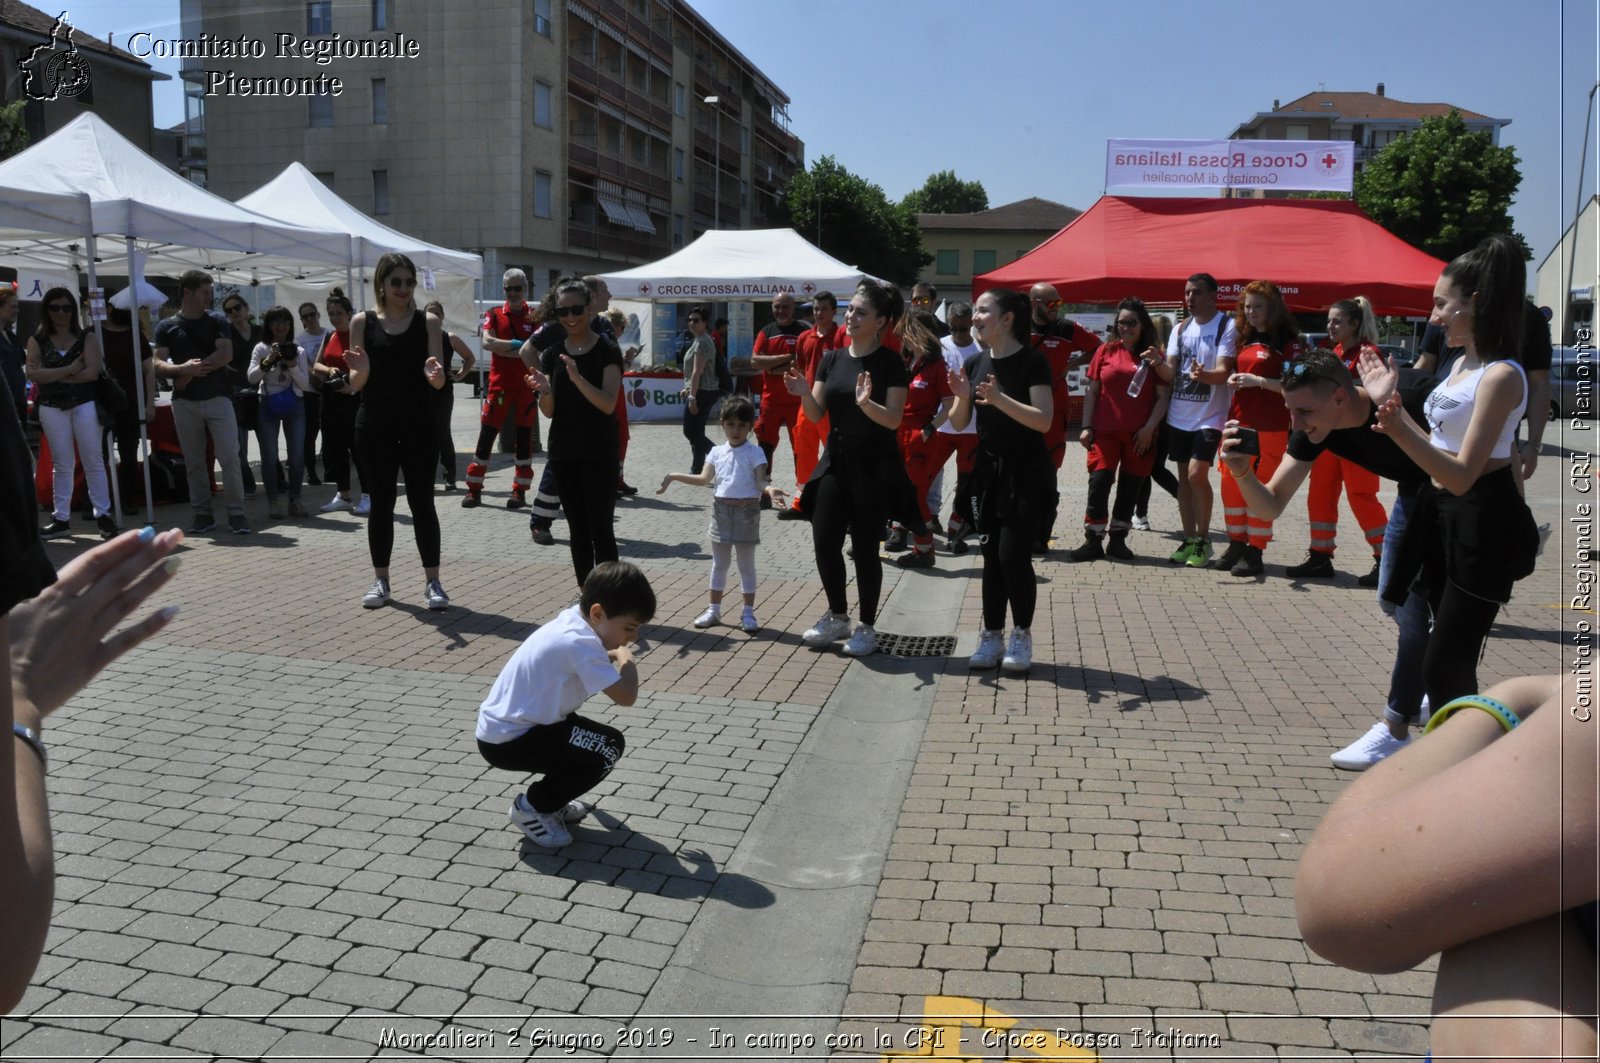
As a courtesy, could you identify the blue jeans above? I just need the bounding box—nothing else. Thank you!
[256,394,306,501]
[1380,486,1430,724]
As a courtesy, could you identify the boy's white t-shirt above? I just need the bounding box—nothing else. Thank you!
[1165,313,1238,432]
[708,440,768,499]
[937,335,981,436]
[476,604,621,741]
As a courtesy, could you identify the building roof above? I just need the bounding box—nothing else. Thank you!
[1270,90,1497,124]
[0,0,156,70]
[918,197,1079,232]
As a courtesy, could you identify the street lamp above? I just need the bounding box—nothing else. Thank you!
[703,95,720,228]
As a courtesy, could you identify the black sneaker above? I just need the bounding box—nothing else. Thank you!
[895,548,935,569]
[1230,545,1265,577]
[461,492,481,509]
[1105,534,1135,561]
[531,522,554,546]
[884,526,908,552]
[1214,540,1249,571]
[96,514,119,540]
[306,470,323,486]
[506,493,527,510]
[1357,556,1382,588]
[188,514,217,534]
[1285,550,1335,578]
[228,514,252,535]
[41,518,71,536]
[1068,536,1105,562]
[616,481,639,497]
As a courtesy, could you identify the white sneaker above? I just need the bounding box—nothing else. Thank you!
[740,608,760,633]
[969,629,1004,669]
[842,623,877,657]
[320,492,350,513]
[508,794,572,847]
[425,579,449,610]
[1001,628,1033,673]
[361,577,390,609]
[1131,515,1152,532]
[1330,721,1410,771]
[693,606,721,628]
[513,792,590,826]
[801,612,851,646]
[351,495,371,515]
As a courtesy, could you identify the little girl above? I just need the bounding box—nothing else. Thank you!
[658,395,784,633]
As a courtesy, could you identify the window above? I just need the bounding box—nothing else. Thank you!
[936,249,959,275]
[673,213,684,249]
[673,147,685,181]
[674,82,685,117]
[372,170,389,215]
[533,171,552,218]
[972,250,996,273]
[313,171,334,186]
[740,180,748,209]
[308,92,333,128]
[533,81,552,128]
[1285,122,1310,140]
[371,0,387,30]
[533,0,552,37]
[740,126,749,153]
[371,79,387,124]
[307,0,332,34]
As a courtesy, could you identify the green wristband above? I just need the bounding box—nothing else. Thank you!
[1423,694,1520,735]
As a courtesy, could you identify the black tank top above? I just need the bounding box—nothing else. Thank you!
[358,310,433,420]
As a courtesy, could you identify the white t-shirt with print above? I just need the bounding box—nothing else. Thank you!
[1165,313,1238,432]
[937,335,981,436]
[476,604,621,741]
[708,440,768,500]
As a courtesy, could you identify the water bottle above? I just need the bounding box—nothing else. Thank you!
[1126,358,1149,398]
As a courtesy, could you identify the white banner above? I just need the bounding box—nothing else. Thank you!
[622,373,693,423]
[1105,139,1354,193]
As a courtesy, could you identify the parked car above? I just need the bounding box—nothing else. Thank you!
[1550,347,1595,420]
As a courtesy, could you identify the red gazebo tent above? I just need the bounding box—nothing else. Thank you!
[976,195,1445,316]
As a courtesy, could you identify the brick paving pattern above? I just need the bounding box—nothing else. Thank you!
[4,394,1585,1061]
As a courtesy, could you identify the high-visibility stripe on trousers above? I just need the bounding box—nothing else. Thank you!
[1219,429,1287,550]
[1307,449,1388,555]
[513,463,533,491]
[465,459,487,490]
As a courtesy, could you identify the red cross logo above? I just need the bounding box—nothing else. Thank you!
[1321,153,1337,169]
[638,283,651,294]
[802,282,815,294]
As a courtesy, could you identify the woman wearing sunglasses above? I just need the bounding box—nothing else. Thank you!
[523,278,625,587]
[342,253,450,611]
[679,305,720,474]
[24,288,115,539]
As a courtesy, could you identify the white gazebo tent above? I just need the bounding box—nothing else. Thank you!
[0,113,353,523]
[597,228,867,303]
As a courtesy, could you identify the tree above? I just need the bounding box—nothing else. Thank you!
[0,100,28,160]
[901,170,988,215]
[777,155,929,286]
[1354,110,1529,262]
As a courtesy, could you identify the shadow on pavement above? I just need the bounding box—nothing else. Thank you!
[388,601,537,650]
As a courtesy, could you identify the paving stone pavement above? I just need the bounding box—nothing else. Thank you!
[5,393,1588,1062]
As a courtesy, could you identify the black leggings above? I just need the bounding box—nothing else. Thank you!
[478,714,624,815]
[302,391,321,476]
[356,414,442,569]
[1422,581,1503,709]
[682,389,719,473]
[981,488,1040,631]
[550,459,619,586]
[432,392,457,483]
[810,466,889,625]
[322,391,364,494]
[1085,467,1147,528]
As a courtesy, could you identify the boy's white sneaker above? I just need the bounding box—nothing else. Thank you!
[509,794,573,847]
[802,612,851,646]
[740,608,760,633]
[693,606,720,628]
[842,623,877,657]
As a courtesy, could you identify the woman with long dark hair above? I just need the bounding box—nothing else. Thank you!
[783,279,919,658]
[313,288,368,514]
[1366,233,1538,707]
[946,288,1054,673]
[1068,296,1169,564]
[523,279,625,587]
[247,306,310,520]
[343,253,450,610]
[1215,281,1302,577]
[25,287,115,538]
[679,304,720,474]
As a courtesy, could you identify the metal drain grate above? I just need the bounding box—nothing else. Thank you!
[874,632,958,658]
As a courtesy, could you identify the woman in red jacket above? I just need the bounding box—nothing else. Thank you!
[889,311,953,568]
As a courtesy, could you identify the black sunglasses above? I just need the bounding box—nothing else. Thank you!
[46,302,73,312]
[504,285,525,293]
[554,305,587,318]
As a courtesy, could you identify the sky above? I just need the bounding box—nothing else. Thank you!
[43,0,1600,272]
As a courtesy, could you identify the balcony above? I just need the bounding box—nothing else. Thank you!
[568,218,667,263]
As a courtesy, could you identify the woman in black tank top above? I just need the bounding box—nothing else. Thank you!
[345,253,450,611]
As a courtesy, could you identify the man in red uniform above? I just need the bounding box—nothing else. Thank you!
[465,268,539,509]
[734,290,806,509]
[1029,282,1099,551]
[779,290,845,520]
